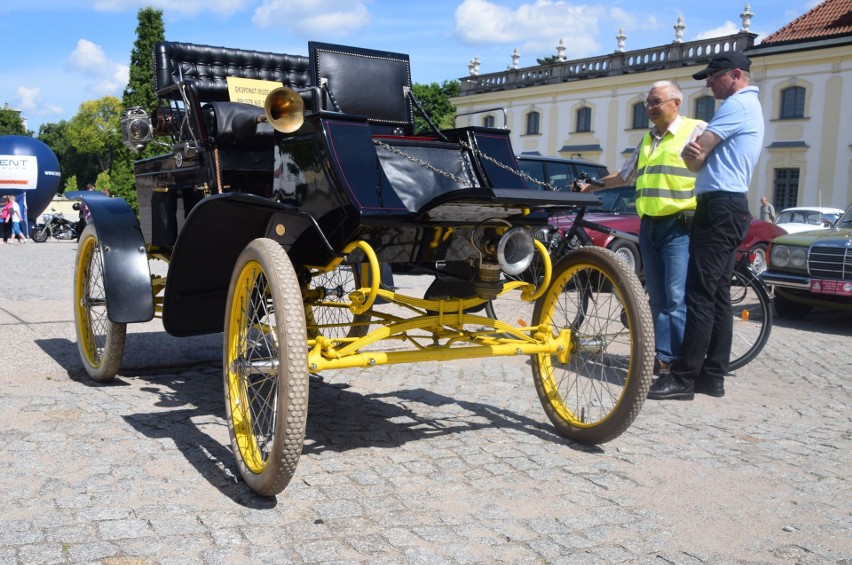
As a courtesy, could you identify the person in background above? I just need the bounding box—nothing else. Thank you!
[579,80,706,379]
[8,195,28,244]
[759,196,776,222]
[75,183,96,241]
[1,195,12,244]
[648,51,764,400]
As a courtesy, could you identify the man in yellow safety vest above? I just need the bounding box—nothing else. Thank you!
[579,80,706,380]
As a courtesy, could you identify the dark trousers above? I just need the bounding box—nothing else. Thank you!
[671,192,751,384]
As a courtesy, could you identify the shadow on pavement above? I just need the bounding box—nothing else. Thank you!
[37,332,601,504]
[771,308,852,336]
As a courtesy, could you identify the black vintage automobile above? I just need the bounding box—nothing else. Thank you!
[72,40,653,496]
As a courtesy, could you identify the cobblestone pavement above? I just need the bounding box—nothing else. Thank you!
[1,239,850,564]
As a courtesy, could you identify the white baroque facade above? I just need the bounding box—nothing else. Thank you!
[452,10,852,213]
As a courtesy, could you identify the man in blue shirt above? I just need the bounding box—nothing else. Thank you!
[648,51,764,400]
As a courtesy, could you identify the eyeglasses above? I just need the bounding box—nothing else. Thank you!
[643,98,676,109]
[706,68,732,82]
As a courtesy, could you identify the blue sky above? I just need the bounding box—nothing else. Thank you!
[1,0,819,134]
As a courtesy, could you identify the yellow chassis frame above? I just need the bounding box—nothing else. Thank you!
[147,238,572,374]
[302,238,572,373]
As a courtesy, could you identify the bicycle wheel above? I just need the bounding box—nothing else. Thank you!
[307,262,371,339]
[73,224,126,382]
[531,246,653,444]
[223,238,309,497]
[728,265,773,371]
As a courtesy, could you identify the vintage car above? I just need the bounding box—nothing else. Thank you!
[69,40,655,496]
[548,186,787,275]
[774,206,844,235]
[516,154,609,193]
[761,203,852,319]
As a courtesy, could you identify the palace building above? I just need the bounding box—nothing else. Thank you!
[452,0,852,211]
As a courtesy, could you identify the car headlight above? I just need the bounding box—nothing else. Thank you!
[771,244,808,268]
[771,244,791,267]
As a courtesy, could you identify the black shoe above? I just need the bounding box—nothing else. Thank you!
[647,374,694,400]
[694,380,725,397]
[653,359,671,377]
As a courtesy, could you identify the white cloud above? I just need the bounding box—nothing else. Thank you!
[253,0,370,35]
[16,86,41,111]
[67,39,129,96]
[693,21,741,41]
[68,39,110,75]
[453,0,611,58]
[15,86,63,118]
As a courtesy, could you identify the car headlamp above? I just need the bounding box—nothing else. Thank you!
[771,244,790,267]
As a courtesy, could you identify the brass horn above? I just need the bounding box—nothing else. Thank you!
[262,86,305,133]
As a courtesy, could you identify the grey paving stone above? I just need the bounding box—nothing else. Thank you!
[0,241,849,564]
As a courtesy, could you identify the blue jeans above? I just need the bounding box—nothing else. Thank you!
[640,215,690,363]
[672,192,751,383]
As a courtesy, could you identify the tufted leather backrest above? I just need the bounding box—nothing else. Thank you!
[153,41,312,101]
[309,42,413,135]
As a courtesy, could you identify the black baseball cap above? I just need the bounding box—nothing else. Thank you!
[692,51,751,80]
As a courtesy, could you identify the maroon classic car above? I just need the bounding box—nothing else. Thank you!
[550,186,787,276]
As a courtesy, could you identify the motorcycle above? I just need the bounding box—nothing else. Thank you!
[31,210,78,242]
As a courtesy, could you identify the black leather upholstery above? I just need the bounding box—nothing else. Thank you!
[309,42,413,135]
[153,41,312,101]
[202,102,274,145]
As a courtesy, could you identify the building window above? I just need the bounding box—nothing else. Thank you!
[780,86,806,119]
[575,107,591,132]
[694,96,715,122]
[631,102,649,129]
[526,111,540,135]
[483,115,495,128]
[773,168,800,209]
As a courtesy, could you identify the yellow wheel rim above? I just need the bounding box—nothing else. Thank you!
[74,234,102,369]
[535,262,631,428]
[226,260,277,474]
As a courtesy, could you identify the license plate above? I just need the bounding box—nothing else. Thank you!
[810,279,852,296]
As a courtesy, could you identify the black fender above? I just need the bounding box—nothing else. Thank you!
[71,192,154,324]
[162,192,335,337]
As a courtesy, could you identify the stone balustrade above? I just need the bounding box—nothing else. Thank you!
[458,32,757,95]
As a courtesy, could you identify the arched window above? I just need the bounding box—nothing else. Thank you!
[631,102,649,129]
[526,111,540,135]
[483,115,495,128]
[780,86,806,119]
[694,96,715,122]
[575,107,592,132]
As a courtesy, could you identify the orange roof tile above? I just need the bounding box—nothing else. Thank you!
[761,0,852,44]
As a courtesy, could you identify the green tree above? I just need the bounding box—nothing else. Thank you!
[536,55,560,65]
[66,96,124,172]
[0,107,31,136]
[38,121,98,193]
[107,157,137,211]
[63,175,79,193]
[411,80,460,135]
[123,7,165,112]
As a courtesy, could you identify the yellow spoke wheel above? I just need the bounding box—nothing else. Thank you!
[73,224,126,382]
[531,246,653,444]
[223,238,308,497]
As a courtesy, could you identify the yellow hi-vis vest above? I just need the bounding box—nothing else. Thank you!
[635,117,700,217]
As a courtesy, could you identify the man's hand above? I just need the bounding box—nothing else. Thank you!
[682,130,721,172]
